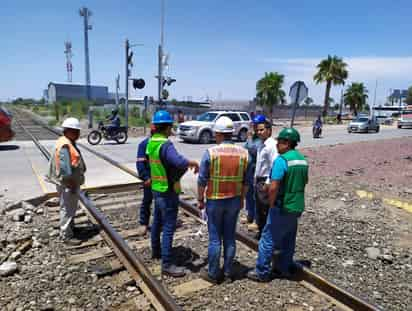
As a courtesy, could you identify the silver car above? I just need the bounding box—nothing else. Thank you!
[347,116,380,133]
[178,111,251,144]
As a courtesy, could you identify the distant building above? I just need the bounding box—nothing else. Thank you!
[47,82,109,104]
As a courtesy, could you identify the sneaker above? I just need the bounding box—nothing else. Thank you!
[200,268,220,285]
[247,269,271,283]
[62,238,82,246]
[247,223,259,231]
[162,264,186,278]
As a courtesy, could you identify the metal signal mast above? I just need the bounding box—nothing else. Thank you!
[79,7,92,100]
[64,41,73,83]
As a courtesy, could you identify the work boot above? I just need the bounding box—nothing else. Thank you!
[199,268,220,285]
[247,269,271,283]
[162,264,186,278]
[62,237,82,246]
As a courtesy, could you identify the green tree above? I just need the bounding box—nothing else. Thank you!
[344,82,368,116]
[256,72,286,121]
[405,86,412,105]
[314,55,348,117]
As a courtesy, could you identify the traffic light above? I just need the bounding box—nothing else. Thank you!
[132,79,145,90]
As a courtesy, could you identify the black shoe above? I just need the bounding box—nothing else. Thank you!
[162,264,186,278]
[151,249,161,260]
[199,268,220,285]
[247,269,271,283]
[222,273,235,284]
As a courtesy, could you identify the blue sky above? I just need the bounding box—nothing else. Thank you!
[1,0,412,106]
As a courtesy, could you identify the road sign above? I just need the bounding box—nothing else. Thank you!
[289,81,308,104]
[289,81,308,127]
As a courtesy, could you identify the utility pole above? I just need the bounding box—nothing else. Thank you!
[372,79,378,116]
[79,7,92,100]
[125,39,130,128]
[158,0,165,105]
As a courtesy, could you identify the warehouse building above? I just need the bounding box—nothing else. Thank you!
[47,82,109,104]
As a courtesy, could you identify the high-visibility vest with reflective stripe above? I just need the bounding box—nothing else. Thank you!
[146,133,182,193]
[206,143,248,200]
[279,150,308,213]
[47,136,86,185]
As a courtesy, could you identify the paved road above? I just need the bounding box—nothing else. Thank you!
[1,124,410,201]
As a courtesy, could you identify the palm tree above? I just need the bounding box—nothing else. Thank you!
[256,72,286,122]
[344,82,368,116]
[314,55,348,117]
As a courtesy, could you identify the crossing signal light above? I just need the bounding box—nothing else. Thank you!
[132,78,145,90]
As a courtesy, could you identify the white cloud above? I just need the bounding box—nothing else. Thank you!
[261,56,412,106]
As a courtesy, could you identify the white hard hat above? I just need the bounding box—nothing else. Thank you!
[214,116,234,133]
[62,117,81,130]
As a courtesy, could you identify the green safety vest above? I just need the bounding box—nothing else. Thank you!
[146,133,181,193]
[279,149,308,213]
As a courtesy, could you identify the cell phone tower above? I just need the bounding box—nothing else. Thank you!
[79,7,92,100]
[64,41,73,83]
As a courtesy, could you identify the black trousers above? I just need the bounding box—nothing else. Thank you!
[255,177,269,239]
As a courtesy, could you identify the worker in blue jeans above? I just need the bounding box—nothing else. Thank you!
[243,114,263,227]
[198,117,253,284]
[147,110,199,277]
[248,128,308,282]
[136,125,155,235]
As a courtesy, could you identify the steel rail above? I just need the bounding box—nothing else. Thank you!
[20,108,381,310]
[73,130,381,311]
[13,110,181,311]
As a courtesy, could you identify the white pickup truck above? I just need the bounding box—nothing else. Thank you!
[398,110,412,128]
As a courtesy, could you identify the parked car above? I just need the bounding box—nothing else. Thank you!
[397,111,412,128]
[376,116,393,125]
[177,111,251,144]
[347,115,380,133]
[0,106,14,142]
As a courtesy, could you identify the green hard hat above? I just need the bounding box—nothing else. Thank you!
[277,127,301,143]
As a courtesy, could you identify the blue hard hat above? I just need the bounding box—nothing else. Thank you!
[152,110,173,124]
[253,114,266,124]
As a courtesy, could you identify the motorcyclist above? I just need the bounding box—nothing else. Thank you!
[313,115,322,137]
[106,108,121,137]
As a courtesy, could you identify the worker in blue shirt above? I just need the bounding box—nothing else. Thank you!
[242,115,264,229]
[135,124,156,235]
[147,110,199,277]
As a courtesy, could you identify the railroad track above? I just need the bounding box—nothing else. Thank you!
[11,108,381,310]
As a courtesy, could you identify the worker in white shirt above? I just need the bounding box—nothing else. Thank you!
[254,119,278,239]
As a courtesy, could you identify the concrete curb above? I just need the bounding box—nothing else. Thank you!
[356,190,412,213]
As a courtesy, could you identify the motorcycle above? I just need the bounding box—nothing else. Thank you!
[87,121,128,145]
[312,124,322,138]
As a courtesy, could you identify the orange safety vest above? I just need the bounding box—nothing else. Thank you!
[206,143,248,200]
[54,136,82,174]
